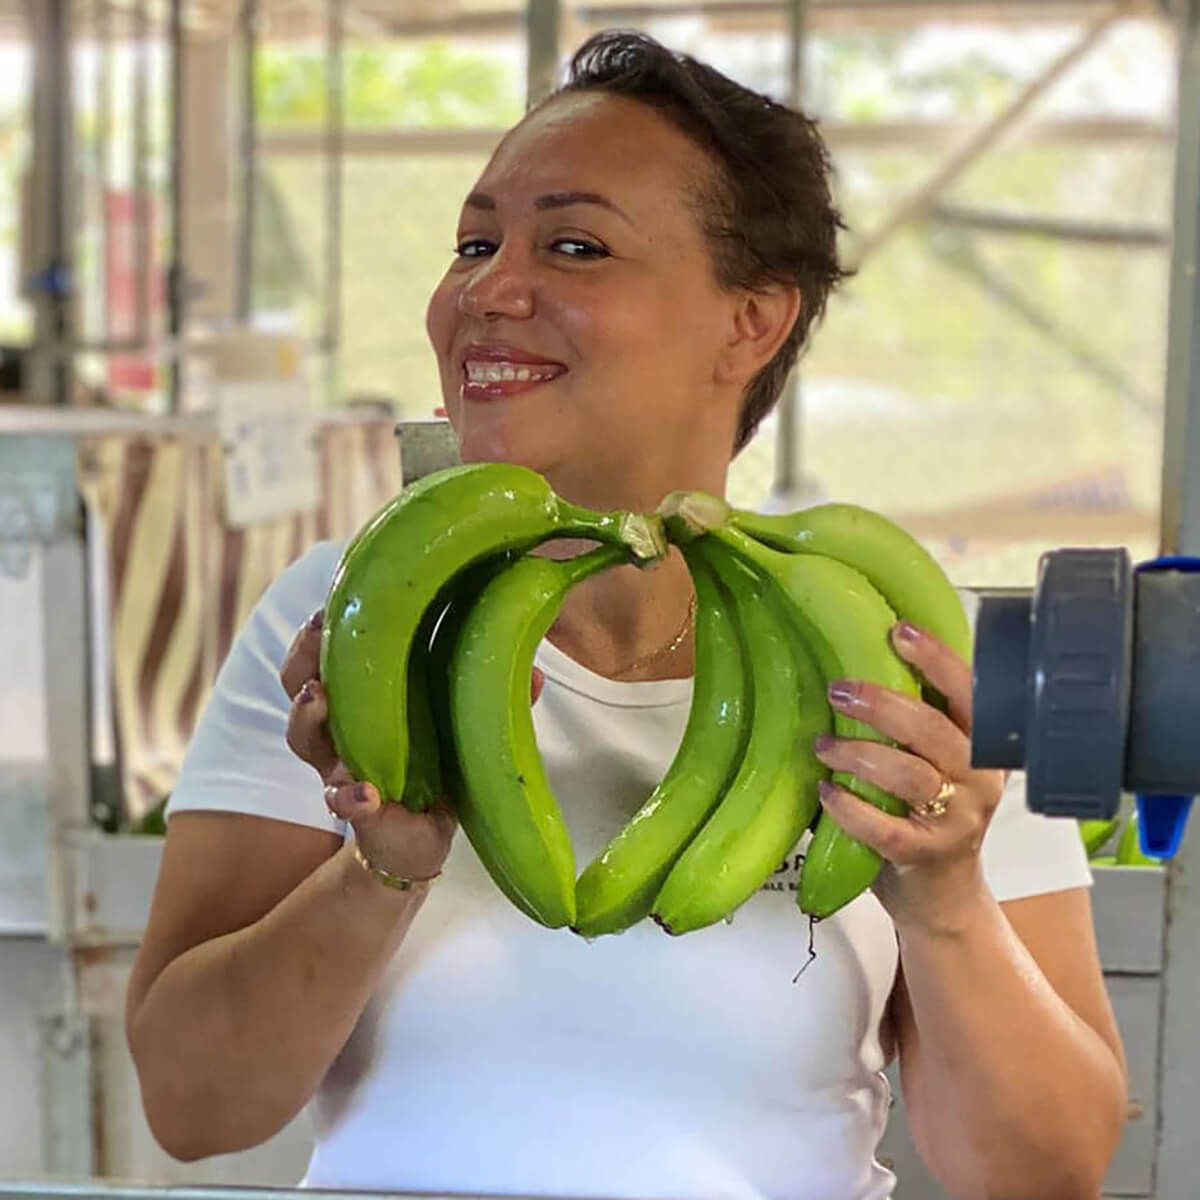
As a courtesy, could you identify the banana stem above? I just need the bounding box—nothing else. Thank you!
[557,542,631,587]
[658,490,731,544]
[555,505,668,566]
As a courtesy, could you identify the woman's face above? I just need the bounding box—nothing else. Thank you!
[425,91,746,504]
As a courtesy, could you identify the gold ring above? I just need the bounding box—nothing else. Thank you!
[917,777,955,818]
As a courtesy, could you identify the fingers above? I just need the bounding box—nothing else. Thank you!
[890,622,974,735]
[281,610,324,700]
[827,677,969,779]
[323,770,382,823]
[816,782,929,862]
[531,666,545,707]
[286,678,341,778]
[813,736,945,813]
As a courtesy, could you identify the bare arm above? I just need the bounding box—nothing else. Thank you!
[126,812,433,1160]
[890,883,1127,1200]
[126,611,455,1161]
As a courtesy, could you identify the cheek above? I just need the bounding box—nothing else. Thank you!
[425,276,458,364]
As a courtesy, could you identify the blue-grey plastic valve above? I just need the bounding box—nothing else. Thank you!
[1130,555,1200,859]
[972,549,1132,821]
[972,547,1200,857]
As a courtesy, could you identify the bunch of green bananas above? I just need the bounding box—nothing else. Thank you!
[320,463,973,936]
[1080,806,1161,868]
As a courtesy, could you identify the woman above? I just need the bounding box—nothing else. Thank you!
[126,30,1128,1200]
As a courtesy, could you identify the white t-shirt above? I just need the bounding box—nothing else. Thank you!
[167,539,1092,1200]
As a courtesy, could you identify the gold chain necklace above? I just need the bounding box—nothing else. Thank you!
[608,591,697,679]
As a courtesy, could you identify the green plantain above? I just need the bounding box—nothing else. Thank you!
[668,520,921,920]
[448,544,631,928]
[650,541,828,935]
[572,547,750,937]
[660,491,970,714]
[321,463,666,807]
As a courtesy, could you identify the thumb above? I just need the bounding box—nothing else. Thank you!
[531,666,545,707]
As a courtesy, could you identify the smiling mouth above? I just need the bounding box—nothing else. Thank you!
[461,358,567,398]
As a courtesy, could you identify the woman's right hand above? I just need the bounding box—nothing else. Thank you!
[281,610,457,884]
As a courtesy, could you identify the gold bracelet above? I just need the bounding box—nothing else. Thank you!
[352,842,437,892]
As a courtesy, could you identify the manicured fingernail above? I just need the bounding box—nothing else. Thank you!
[894,621,920,644]
[818,780,840,805]
[307,610,324,631]
[299,680,316,704]
[813,735,836,755]
[828,680,859,706]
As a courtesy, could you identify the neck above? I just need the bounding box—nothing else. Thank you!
[540,458,728,682]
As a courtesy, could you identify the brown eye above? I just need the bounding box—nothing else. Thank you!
[552,239,609,259]
[455,240,496,258]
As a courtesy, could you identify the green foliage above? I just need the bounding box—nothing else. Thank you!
[256,40,523,129]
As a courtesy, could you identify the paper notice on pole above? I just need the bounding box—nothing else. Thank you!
[216,370,318,528]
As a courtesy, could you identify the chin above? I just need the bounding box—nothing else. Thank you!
[454,419,558,475]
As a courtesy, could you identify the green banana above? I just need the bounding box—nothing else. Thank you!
[572,547,750,937]
[686,523,921,920]
[660,492,970,717]
[320,463,666,806]
[651,542,827,935]
[1115,809,1159,867]
[401,549,523,811]
[449,544,630,928]
[1079,817,1121,858]
[662,493,970,661]
[425,553,547,923]
[398,600,449,812]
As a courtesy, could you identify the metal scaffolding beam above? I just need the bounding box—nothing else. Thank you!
[235,0,259,323]
[167,0,187,411]
[28,0,73,405]
[850,5,1124,269]
[323,0,345,397]
[772,0,808,497]
[929,203,1170,247]
[526,0,561,106]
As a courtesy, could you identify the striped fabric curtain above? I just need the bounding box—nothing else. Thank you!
[76,419,401,818]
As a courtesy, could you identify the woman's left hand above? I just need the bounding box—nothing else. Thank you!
[811,619,1008,933]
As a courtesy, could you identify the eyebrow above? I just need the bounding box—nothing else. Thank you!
[464,191,634,226]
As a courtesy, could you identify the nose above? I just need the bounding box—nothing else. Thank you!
[456,245,535,321]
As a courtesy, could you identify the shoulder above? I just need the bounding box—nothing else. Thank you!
[258,539,350,633]
[229,538,351,667]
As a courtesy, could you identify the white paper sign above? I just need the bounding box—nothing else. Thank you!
[217,374,318,528]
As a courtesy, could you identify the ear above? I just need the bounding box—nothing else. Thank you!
[714,286,803,388]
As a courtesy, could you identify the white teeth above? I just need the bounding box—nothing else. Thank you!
[464,360,559,385]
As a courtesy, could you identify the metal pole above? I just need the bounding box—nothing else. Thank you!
[29,0,73,406]
[94,0,111,344]
[235,0,260,324]
[132,0,151,349]
[526,0,560,109]
[324,0,345,403]
[1158,0,1200,559]
[167,0,186,411]
[773,0,807,496]
[1155,2,1200,1190]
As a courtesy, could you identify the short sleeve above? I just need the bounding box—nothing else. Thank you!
[166,539,350,833]
[954,587,1093,901]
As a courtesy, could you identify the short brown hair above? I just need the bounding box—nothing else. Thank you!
[552,29,851,453]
